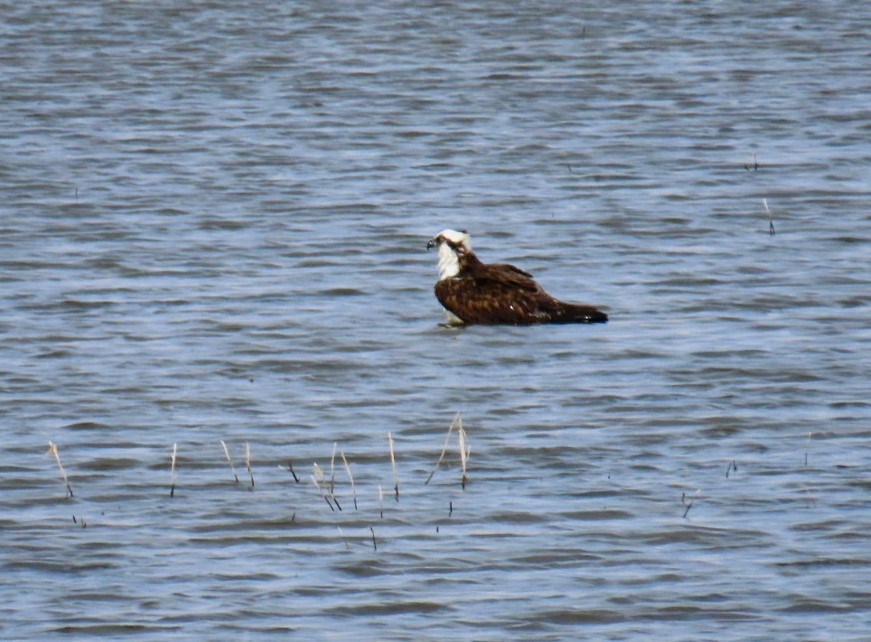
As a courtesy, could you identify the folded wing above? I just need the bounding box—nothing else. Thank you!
[435,261,606,325]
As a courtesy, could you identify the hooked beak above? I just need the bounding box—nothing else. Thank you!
[426,237,439,250]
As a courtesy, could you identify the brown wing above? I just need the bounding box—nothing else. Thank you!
[473,263,539,291]
[434,263,557,325]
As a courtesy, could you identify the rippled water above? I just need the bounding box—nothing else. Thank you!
[2,1,869,639]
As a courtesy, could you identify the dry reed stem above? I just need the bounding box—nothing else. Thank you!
[170,443,178,497]
[313,462,341,511]
[311,473,335,511]
[744,151,758,171]
[457,418,469,489]
[286,460,300,483]
[329,442,337,496]
[47,441,73,498]
[221,440,239,484]
[245,442,254,489]
[341,452,357,510]
[725,460,738,479]
[763,198,775,235]
[388,432,399,501]
[425,413,458,485]
[682,489,700,518]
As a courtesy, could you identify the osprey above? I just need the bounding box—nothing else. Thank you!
[426,229,608,325]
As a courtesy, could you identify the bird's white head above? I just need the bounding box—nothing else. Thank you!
[427,229,472,280]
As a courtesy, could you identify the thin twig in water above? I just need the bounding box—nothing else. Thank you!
[170,443,178,497]
[341,452,357,510]
[246,442,254,489]
[370,525,377,551]
[47,441,73,498]
[311,473,335,511]
[388,432,399,501]
[378,484,384,519]
[425,415,456,485]
[725,460,738,479]
[313,463,341,511]
[682,489,700,518]
[763,198,775,236]
[458,418,469,490]
[287,460,300,483]
[329,442,337,497]
[221,440,239,484]
[744,152,758,172]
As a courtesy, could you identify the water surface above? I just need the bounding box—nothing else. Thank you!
[1,1,869,639]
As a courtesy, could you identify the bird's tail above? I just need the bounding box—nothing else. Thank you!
[553,303,608,324]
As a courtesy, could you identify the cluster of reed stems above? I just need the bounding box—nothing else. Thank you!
[45,414,471,549]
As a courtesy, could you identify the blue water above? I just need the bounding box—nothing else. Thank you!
[1,1,869,639]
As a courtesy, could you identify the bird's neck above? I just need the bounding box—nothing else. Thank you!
[437,244,461,280]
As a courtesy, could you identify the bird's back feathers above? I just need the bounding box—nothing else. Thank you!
[433,248,607,325]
